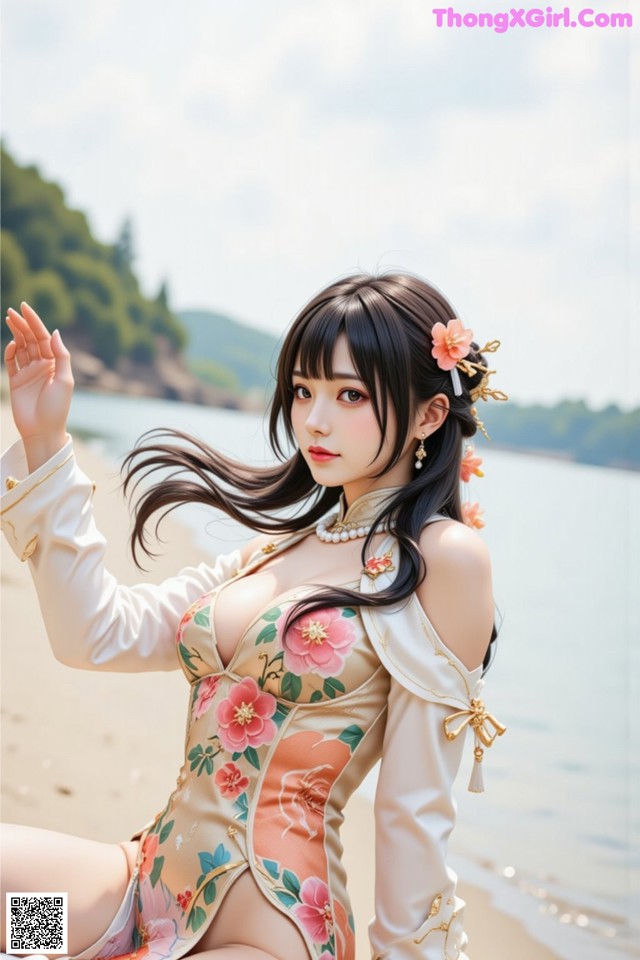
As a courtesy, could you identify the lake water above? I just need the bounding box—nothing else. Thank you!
[67,389,640,960]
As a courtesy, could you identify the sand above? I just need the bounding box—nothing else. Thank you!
[0,403,560,959]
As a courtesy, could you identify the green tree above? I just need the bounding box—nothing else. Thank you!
[1,229,29,324]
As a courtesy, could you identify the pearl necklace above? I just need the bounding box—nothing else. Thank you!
[316,514,372,543]
[314,486,400,544]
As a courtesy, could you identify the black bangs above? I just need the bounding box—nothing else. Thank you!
[271,283,414,473]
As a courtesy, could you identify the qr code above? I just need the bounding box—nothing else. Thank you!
[5,892,68,955]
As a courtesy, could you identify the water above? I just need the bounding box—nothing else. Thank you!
[67,389,640,959]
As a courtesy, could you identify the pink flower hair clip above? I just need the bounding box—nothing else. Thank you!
[461,502,485,529]
[431,318,509,439]
[460,445,484,483]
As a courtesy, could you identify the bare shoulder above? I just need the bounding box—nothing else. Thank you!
[417,519,494,671]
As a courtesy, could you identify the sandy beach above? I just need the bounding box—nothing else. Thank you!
[0,403,560,960]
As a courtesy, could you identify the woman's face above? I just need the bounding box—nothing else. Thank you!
[290,334,416,503]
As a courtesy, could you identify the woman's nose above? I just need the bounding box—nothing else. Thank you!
[305,399,330,434]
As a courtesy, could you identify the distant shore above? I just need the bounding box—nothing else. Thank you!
[2,370,636,471]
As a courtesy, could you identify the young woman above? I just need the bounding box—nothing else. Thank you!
[1,272,506,960]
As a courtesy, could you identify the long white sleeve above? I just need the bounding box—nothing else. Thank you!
[1,436,242,672]
[369,679,470,960]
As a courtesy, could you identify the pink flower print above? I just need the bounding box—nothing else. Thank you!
[460,446,484,483]
[461,501,485,529]
[431,318,474,371]
[216,676,277,753]
[176,593,212,646]
[139,831,159,880]
[192,676,221,720]
[215,761,250,798]
[278,608,357,678]
[293,877,334,944]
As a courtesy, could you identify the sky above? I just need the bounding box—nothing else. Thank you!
[2,0,638,409]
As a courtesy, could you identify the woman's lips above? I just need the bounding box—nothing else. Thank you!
[309,446,339,462]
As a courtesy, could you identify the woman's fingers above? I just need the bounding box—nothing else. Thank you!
[6,311,27,349]
[50,329,73,383]
[20,302,55,360]
[6,309,33,359]
[6,305,53,362]
[5,315,30,367]
[4,339,18,378]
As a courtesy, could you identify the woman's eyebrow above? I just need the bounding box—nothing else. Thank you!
[292,368,363,381]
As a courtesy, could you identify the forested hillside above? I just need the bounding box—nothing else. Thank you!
[487,399,639,470]
[1,147,184,369]
[179,309,279,394]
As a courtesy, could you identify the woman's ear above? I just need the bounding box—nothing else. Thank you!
[414,393,450,439]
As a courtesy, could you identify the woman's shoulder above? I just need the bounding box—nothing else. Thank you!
[416,518,494,671]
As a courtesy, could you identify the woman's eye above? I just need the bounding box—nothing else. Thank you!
[293,384,311,399]
[340,388,365,403]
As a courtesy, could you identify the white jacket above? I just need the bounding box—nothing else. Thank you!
[1,435,504,960]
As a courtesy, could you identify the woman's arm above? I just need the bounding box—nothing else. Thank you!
[2,303,245,672]
[370,685,470,959]
[1,435,243,672]
[369,523,494,958]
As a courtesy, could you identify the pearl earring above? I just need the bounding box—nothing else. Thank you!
[414,435,427,470]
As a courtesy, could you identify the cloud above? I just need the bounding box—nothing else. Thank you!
[1,0,637,406]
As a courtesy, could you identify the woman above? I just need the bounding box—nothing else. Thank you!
[1,272,506,960]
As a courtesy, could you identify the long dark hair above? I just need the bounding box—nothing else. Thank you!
[121,272,498,671]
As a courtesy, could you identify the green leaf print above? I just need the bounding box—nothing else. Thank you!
[244,746,261,770]
[310,689,324,703]
[255,623,277,645]
[271,703,291,727]
[193,608,211,628]
[179,643,199,672]
[281,671,302,701]
[189,905,207,932]
[342,607,357,618]
[262,858,280,880]
[189,744,217,776]
[203,878,217,905]
[282,870,301,899]
[338,725,365,752]
[233,793,249,823]
[323,677,346,699]
[275,890,298,909]
[159,819,175,843]
[149,855,164,888]
[348,913,356,932]
[261,607,282,622]
[273,701,291,727]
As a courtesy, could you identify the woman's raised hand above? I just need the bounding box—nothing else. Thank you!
[4,303,73,471]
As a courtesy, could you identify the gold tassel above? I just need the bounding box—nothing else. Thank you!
[468,741,485,793]
[443,699,506,794]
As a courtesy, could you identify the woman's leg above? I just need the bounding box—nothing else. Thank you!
[192,871,311,960]
[0,824,135,957]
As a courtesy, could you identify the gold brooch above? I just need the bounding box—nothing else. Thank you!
[362,551,395,579]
